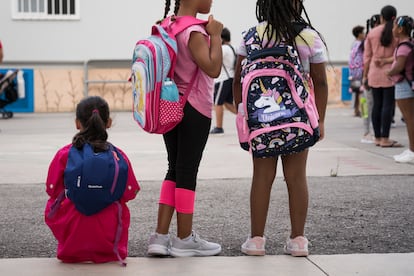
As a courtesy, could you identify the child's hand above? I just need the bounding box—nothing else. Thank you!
[206,15,223,37]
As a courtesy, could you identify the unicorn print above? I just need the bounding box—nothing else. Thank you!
[254,79,282,113]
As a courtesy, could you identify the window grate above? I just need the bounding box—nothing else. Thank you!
[13,0,80,20]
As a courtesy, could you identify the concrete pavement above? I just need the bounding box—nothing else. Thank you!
[0,104,413,275]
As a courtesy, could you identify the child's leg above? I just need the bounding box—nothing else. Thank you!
[397,98,414,151]
[175,103,211,239]
[156,204,175,235]
[250,156,278,237]
[281,150,309,238]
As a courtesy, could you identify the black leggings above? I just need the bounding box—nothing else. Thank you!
[371,86,395,138]
[163,103,211,191]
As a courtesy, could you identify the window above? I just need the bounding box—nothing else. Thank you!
[12,0,80,20]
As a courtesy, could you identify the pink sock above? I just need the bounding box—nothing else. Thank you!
[175,188,195,214]
[159,180,176,207]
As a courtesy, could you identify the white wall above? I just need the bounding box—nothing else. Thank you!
[0,0,413,63]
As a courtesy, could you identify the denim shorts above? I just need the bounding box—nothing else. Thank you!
[395,80,414,100]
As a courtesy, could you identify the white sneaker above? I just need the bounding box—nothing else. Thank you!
[147,232,170,256]
[241,236,266,256]
[360,134,374,144]
[284,236,309,257]
[394,149,414,163]
[170,231,222,257]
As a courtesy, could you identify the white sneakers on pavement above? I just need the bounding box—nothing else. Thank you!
[394,149,414,163]
[148,231,222,257]
[147,232,171,256]
[284,236,309,257]
[241,236,266,256]
[170,231,222,257]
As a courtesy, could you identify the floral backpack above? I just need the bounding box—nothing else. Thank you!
[348,40,364,81]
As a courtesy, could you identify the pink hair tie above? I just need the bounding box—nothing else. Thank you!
[92,109,99,114]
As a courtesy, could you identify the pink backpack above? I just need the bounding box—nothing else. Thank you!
[236,25,320,157]
[131,16,206,134]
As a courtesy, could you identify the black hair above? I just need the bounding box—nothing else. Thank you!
[361,14,381,52]
[396,16,414,38]
[380,5,397,47]
[162,0,180,19]
[255,0,325,49]
[369,14,381,30]
[352,26,365,39]
[72,96,110,152]
[221,27,231,42]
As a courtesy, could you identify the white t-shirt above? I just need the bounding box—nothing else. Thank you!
[237,22,327,73]
[215,44,236,83]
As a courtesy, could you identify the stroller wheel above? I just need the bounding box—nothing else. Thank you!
[2,112,13,119]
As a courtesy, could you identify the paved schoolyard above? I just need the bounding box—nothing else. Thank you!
[0,105,413,275]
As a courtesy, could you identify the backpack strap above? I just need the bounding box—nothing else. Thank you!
[222,44,237,79]
[162,15,207,36]
[396,41,414,81]
[113,201,127,266]
[47,190,66,219]
[161,16,205,104]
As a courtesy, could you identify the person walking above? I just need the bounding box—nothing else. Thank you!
[210,27,237,135]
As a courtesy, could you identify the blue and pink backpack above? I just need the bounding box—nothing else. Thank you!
[131,16,205,134]
[236,25,320,157]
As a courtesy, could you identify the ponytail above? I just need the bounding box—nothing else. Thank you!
[72,96,110,152]
[380,5,397,47]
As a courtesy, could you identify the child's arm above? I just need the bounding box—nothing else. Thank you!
[387,55,408,77]
[233,55,245,108]
[46,145,71,198]
[310,62,328,141]
[188,15,223,78]
[117,149,140,202]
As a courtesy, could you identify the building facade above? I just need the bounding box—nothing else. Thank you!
[0,0,413,112]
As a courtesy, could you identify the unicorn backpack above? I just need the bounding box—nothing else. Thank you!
[236,24,320,157]
[131,16,205,134]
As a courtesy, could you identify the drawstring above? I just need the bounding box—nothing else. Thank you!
[47,190,65,219]
[113,201,127,266]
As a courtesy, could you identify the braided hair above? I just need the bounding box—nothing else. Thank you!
[255,0,315,48]
[72,96,110,152]
[162,0,180,19]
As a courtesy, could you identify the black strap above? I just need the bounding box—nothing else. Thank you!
[222,44,237,79]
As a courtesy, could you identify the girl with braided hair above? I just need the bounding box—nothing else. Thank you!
[147,0,223,257]
[387,16,414,163]
[233,0,328,256]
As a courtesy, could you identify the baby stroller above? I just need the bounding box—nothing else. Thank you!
[0,70,19,119]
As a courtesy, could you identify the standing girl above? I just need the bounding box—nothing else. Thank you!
[233,0,328,256]
[147,0,223,257]
[387,16,414,163]
[45,96,140,264]
[363,5,401,147]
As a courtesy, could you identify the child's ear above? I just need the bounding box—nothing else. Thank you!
[75,119,81,130]
[106,118,112,129]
